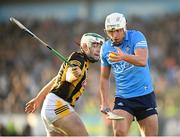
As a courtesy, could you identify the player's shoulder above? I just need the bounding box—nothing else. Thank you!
[68,51,87,66]
[127,30,146,42]
[101,39,112,54]
[128,30,145,37]
[69,51,84,59]
[103,39,112,48]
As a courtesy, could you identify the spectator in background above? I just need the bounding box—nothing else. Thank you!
[22,123,32,136]
[0,123,6,136]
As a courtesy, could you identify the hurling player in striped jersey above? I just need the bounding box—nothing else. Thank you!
[25,33,104,136]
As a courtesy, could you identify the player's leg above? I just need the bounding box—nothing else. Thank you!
[47,130,67,137]
[41,116,67,137]
[52,111,88,136]
[112,97,134,136]
[138,114,158,136]
[112,109,134,136]
[41,93,88,136]
[135,92,158,136]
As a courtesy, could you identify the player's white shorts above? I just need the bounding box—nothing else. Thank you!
[41,93,74,132]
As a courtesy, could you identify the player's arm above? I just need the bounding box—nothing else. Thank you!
[66,65,82,83]
[25,76,57,113]
[36,76,57,101]
[109,31,148,66]
[124,48,147,66]
[99,66,111,112]
[66,52,83,83]
[109,47,148,67]
[121,47,148,66]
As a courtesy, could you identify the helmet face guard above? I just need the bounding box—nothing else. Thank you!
[80,33,105,63]
[105,13,126,32]
[81,33,105,48]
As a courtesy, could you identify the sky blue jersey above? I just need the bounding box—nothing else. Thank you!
[100,30,154,98]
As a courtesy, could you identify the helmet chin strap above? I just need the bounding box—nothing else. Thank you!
[111,39,123,47]
[112,41,121,47]
[87,56,99,63]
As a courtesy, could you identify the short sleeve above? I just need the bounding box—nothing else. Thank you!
[133,31,148,50]
[68,52,84,69]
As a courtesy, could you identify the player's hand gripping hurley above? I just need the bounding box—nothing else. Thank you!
[10,17,73,67]
[101,108,124,120]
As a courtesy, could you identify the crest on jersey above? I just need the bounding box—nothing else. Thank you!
[126,46,130,53]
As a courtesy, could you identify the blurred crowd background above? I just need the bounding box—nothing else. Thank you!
[0,0,180,136]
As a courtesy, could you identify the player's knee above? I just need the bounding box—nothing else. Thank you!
[114,128,127,136]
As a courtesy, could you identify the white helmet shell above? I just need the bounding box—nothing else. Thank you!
[105,13,126,31]
[80,33,105,48]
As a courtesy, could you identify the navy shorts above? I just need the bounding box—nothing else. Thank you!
[113,92,158,121]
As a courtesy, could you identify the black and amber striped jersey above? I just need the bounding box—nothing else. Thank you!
[51,51,89,107]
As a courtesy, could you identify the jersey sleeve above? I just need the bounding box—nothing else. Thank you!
[133,31,148,50]
[67,52,84,69]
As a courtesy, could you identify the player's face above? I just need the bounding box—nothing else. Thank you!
[87,42,102,61]
[106,28,125,44]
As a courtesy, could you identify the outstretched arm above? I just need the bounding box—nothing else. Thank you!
[25,76,57,113]
[25,65,82,113]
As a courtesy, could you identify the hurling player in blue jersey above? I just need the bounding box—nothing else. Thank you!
[100,12,158,136]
